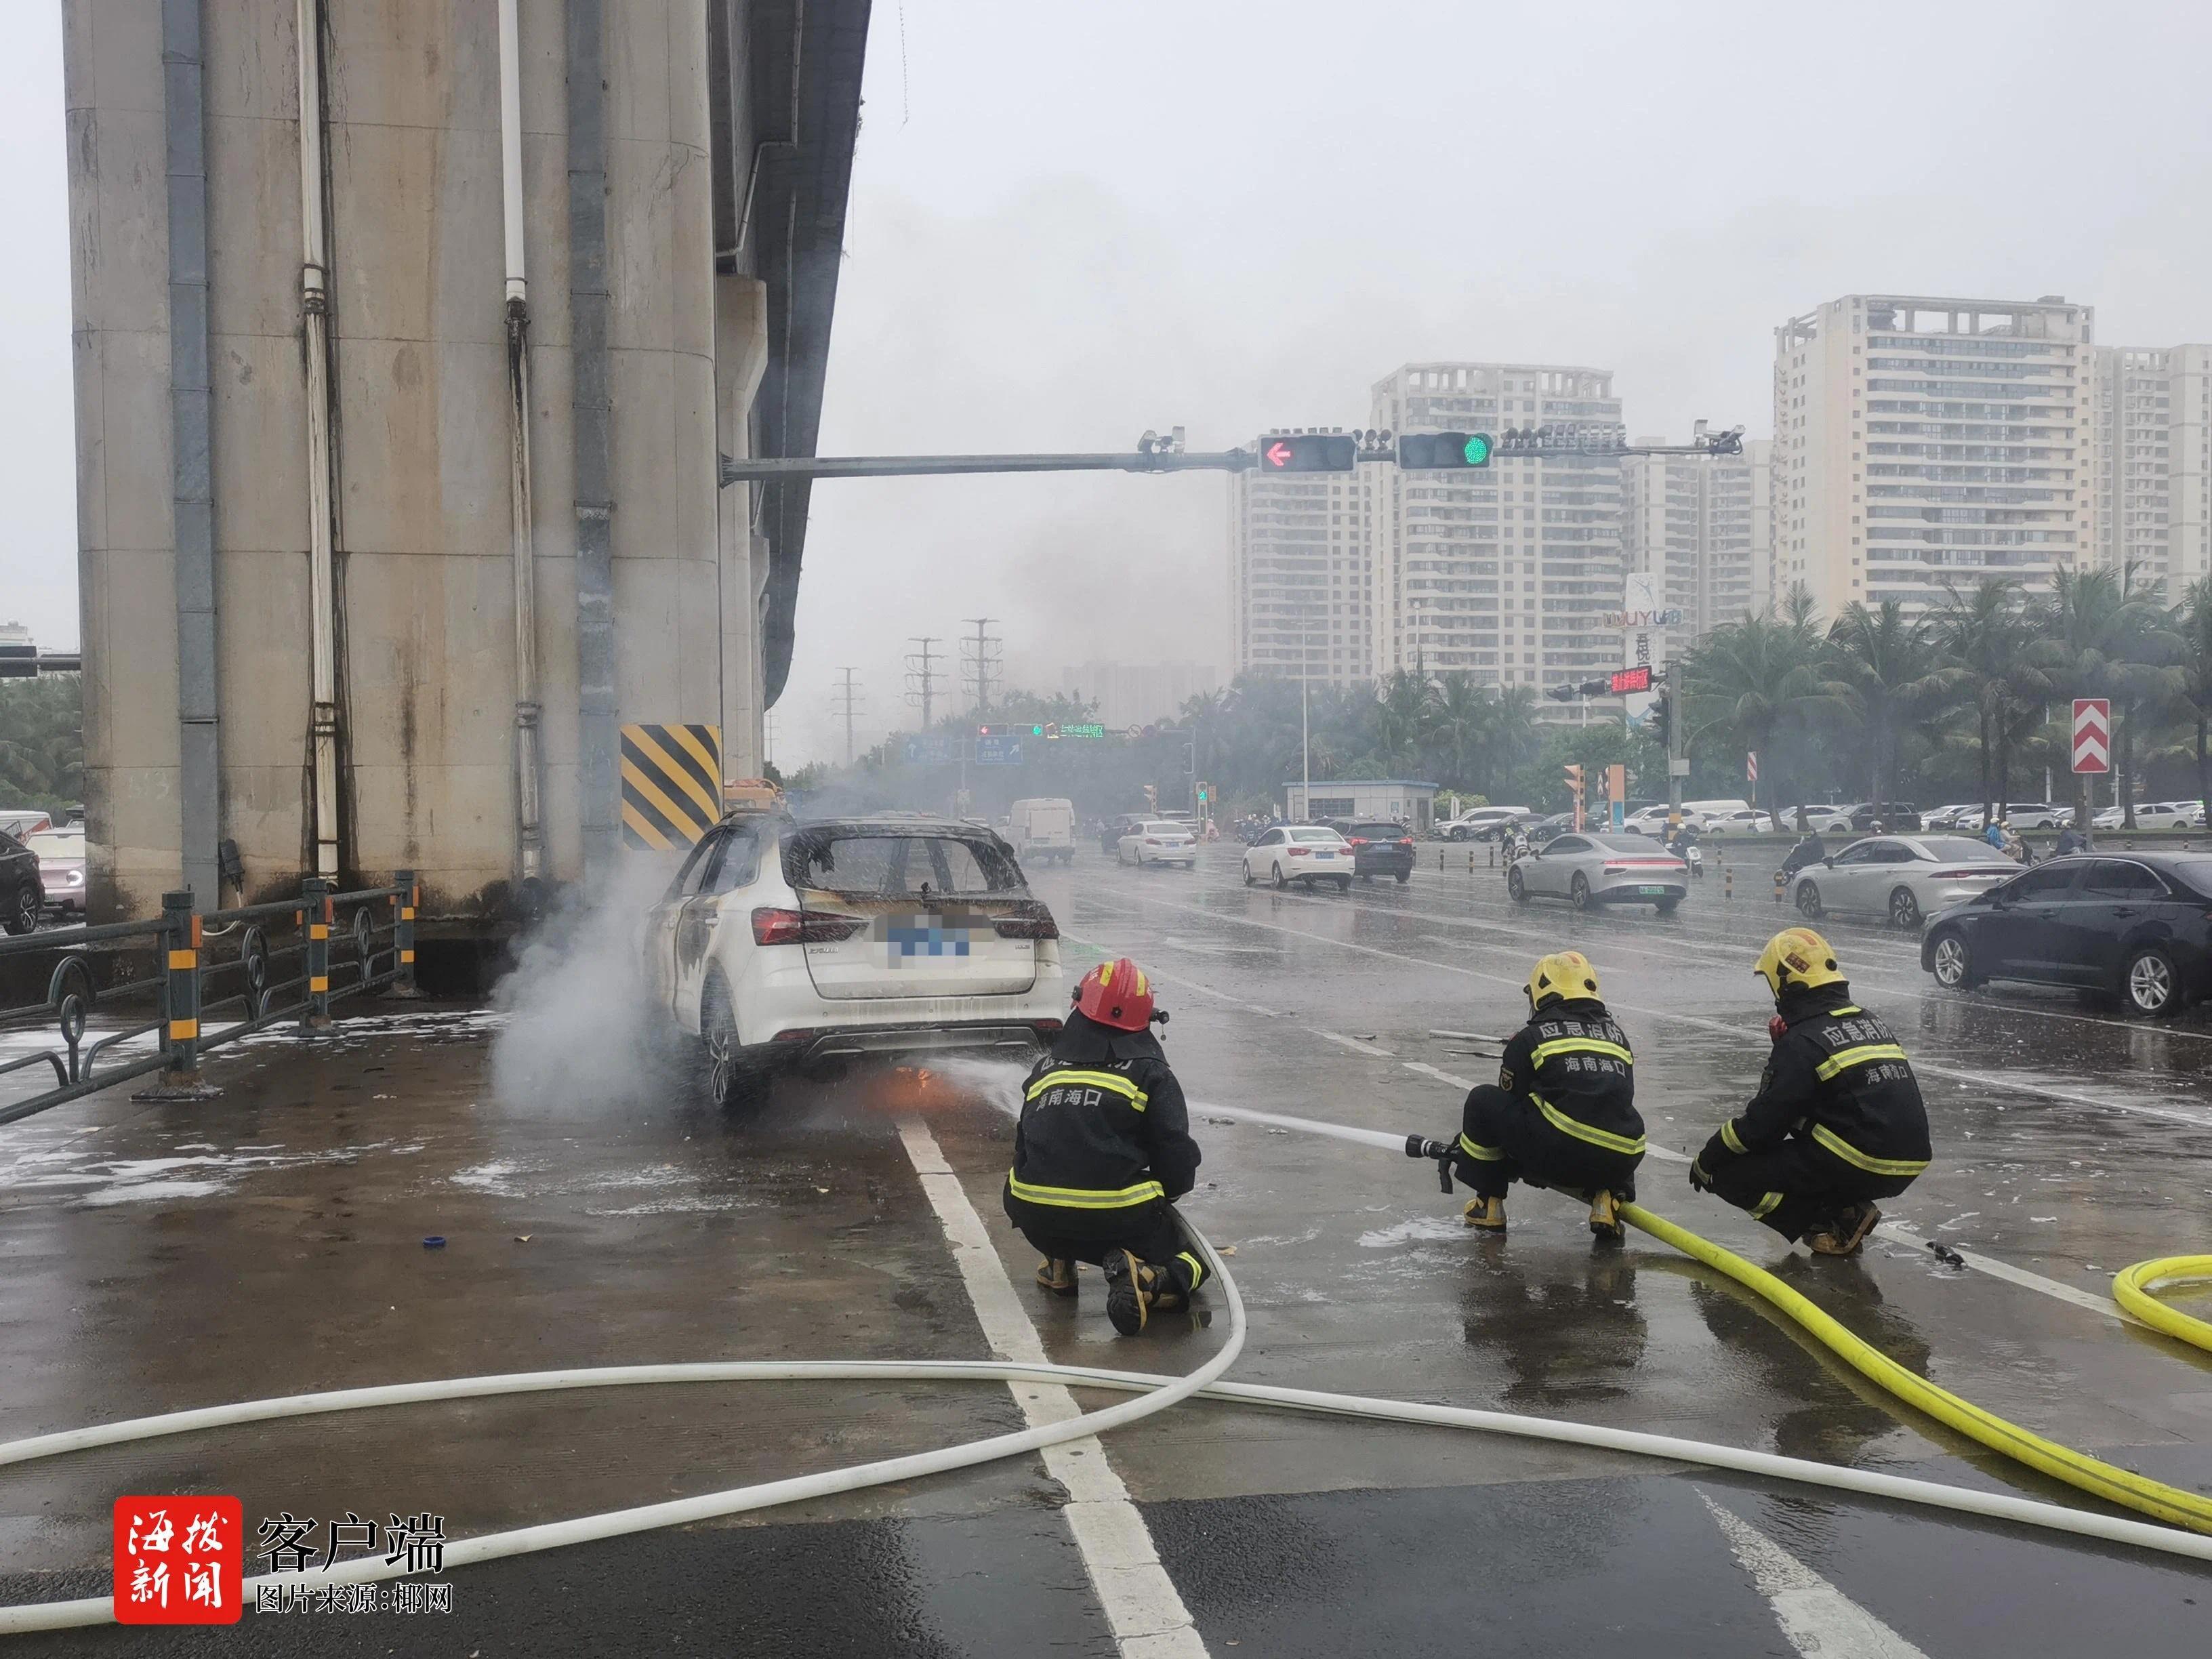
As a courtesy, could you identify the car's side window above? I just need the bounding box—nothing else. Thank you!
[663,830,727,903]
[1830,842,1874,865]
[2080,861,2166,901]
[704,829,762,895]
[1258,830,1282,846]
[2005,865,2078,901]
[1875,843,1917,863]
[1547,837,1584,856]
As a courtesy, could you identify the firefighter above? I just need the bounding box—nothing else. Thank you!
[1689,928,1930,1256]
[1004,958,1204,1335]
[1446,951,1645,1242]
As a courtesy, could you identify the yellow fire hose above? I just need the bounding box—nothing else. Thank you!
[1622,1203,2212,1535]
[2111,1254,2212,1355]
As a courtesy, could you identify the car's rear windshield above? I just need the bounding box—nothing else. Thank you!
[783,830,1027,899]
[24,834,81,857]
[1591,834,1671,853]
[1917,837,2011,863]
[1141,822,1188,835]
[1347,823,1404,838]
[1289,827,1344,842]
[2163,859,2212,895]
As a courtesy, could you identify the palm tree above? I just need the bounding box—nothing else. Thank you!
[1424,672,1487,788]
[1679,594,1847,821]
[1828,600,1946,808]
[1931,577,2032,824]
[1479,684,1542,798]
[1370,670,1431,771]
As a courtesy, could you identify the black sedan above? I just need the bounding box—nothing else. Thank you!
[1921,853,2212,1016]
[0,830,42,935]
[1342,821,1414,883]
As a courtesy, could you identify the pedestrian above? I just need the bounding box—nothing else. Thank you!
[1004,958,1206,1335]
[1688,928,1930,1256]
[1436,951,1645,1243]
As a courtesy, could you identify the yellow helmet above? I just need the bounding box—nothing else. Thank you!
[1754,928,1844,997]
[1525,951,1600,1010]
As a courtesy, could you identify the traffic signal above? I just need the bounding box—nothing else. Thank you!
[1029,724,1046,737]
[1196,782,1210,806]
[1563,762,1584,798]
[1257,433,1357,473]
[1143,783,1158,808]
[1396,431,1493,470]
[1647,688,1671,748]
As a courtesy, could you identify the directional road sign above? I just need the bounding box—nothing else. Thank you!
[2072,698,2111,775]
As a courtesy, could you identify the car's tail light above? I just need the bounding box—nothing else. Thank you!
[1031,1019,1063,1038]
[1932,869,2005,880]
[1346,837,1368,846]
[1288,846,1310,857]
[1145,838,1162,846]
[751,906,867,945]
[1397,838,1412,846]
[992,901,1060,940]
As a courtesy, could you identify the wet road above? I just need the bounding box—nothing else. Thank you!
[0,846,2208,1654]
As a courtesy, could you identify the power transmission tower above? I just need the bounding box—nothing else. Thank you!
[960,617,1002,717]
[904,636,943,728]
[832,668,864,764]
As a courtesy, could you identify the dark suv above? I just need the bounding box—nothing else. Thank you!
[0,831,43,935]
[1343,821,1415,883]
[1847,802,1921,832]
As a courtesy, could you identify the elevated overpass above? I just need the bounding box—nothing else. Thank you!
[64,0,868,929]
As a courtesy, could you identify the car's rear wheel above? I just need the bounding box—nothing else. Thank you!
[1273,862,1289,889]
[1395,872,1410,884]
[1334,877,1351,893]
[1929,932,1974,991]
[1507,866,1528,904]
[1656,899,1679,915]
[1570,874,1591,911]
[1242,861,1255,886]
[3,881,36,937]
[1796,881,1823,920]
[701,982,771,1119]
[2121,946,2183,1017]
[1888,887,1922,929]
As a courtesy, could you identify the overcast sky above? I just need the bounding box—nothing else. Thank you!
[8,3,2211,766]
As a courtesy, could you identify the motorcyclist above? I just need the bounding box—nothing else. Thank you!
[2053,821,2089,857]
[1780,828,1828,878]
[1983,817,2005,851]
[1439,951,1645,1243]
[1689,928,1930,1256]
[2001,821,2030,863]
[1004,958,1205,1335]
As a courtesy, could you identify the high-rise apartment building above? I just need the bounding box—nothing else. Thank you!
[1773,295,2094,617]
[1057,660,1221,729]
[1622,439,1769,647]
[1368,363,1625,700]
[2091,345,2212,601]
[1227,434,1376,687]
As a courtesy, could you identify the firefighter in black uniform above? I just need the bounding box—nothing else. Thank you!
[1004,957,1204,1335]
[1689,927,1931,1256]
[1446,951,1645,1242]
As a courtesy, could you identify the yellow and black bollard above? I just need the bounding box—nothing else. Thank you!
[1773,869,1786,903]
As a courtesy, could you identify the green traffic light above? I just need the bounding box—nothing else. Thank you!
[1462,434,1491,466]
[1031,724,1045,737]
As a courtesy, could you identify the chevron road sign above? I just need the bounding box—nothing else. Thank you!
[2071,698,2111,775]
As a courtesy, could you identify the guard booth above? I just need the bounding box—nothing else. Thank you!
[1284,779,1439,831]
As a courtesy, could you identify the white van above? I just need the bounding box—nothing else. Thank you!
[1008,798,1076,866]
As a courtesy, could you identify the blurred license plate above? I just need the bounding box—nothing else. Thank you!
[1313,851,1336,859]
[1637,885,1665,895]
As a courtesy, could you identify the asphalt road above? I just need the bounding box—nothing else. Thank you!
[0,844,2208,1655]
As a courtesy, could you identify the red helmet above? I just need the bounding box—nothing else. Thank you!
[1073,958,1155,1031]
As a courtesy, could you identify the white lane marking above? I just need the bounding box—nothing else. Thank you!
[1879,1220,2128,1323]
[1318,1031,1394,1057]
[1700,1494,1932,1658]
[895,1118,1208,1657]
[1120,890,2212,1132]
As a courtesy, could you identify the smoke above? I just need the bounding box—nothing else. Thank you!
[487,855,692,1115]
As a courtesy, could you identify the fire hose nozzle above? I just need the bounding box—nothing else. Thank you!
[1406,1135,1449,1160]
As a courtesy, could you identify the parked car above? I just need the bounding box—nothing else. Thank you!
[643,815,1065,1115]
[1995,802,2070,831]
[1118,819,1197,868]
[1702,808,1782,835]
[1921,804,1984,832]
[0,831,42,935]
[1836,802,1923,833]
[24,830,85,917]
[1922,852,2212,1017]
[1525,812,1577,847]
[1439,806,1530,842]
[1342,820,1415,883]
[1785,804,1856,834]
[1621,804,1701,836]
[1008,798,1076,865]
[1506,831,1687,913]
[1242,825,1353,891]
[2091,801,2196,831]
[1788,834,2018,928]
[0,811,52,840]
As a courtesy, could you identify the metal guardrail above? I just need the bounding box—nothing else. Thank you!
[0,870,420,1126]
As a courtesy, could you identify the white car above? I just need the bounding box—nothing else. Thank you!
[1242,825,1353,890]
[1118,819,1197,867]
[1702,808,1781,834]
[1789,834,2020,929]
[1921,804,1983,831]
[1621,806,1701,836]
[644,815,1065,1115]
[2093,801,2196,830]
[1786,805,1856,834]
[2000,802,2070,831]
[1440,807,1530,842]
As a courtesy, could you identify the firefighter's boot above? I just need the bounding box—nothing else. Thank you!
[1034,1258,1077,1296]
[1103,1248,1159,1336]
[1807,1202,1883,1257]
[1587,1189,1624,1244]
[1462,1195,1507,1232]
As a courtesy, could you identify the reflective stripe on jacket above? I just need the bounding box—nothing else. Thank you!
[1495,998,1645,1157]
[1700,983,1930,1179]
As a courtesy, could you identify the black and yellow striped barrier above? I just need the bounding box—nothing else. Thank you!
[620,723,722,850]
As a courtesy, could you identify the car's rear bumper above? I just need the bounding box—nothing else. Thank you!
[1593,880,1687,903]
[755,1019,1056,1065]
[1354,855,1414,876]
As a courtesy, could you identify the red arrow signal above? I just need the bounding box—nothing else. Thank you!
[1264,441,1292,468]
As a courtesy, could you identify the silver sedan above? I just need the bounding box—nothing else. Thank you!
[1507,831,1688,913]
[1790,834,2019,929]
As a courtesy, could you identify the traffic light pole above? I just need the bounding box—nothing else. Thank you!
[719,449,1258,484]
